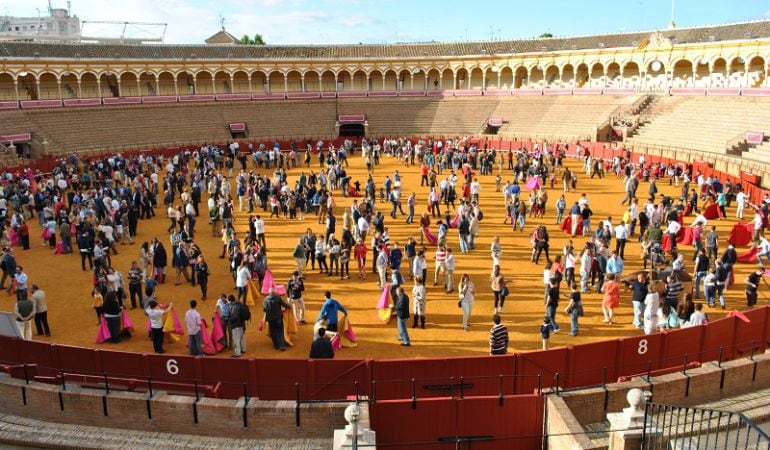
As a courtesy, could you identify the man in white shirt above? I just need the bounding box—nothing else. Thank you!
[235,262,251,302]
[758,237,770,266]
[357,215,370,242]
[736,191,747,219]
[254,215,266,249]
[614,221,628,259]
[470,179,482,206]
[445,248,456,293]
[185,300,203,356]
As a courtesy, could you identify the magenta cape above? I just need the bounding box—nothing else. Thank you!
[422,227,438,245]
[525,177,540,190]
[703,203,725,220]
[210,311,227,352]
[260,268,286,295]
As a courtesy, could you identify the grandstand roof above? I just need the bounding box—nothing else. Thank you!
[0,20,769,60]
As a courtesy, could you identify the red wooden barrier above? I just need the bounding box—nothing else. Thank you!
[733,307,770,355]
[254,358,308,400]
[97,349,146,377]
[308,358,370,400]
[617,333,663,378]
[455,395,544,449]
[659,326,703,367]
[51,344,98,375]
[198,356,253,398]
[515,347,568,394]
[565,340,619,388]
[370,398,456,450]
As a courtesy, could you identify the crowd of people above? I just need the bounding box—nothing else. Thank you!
[3,135,768,359]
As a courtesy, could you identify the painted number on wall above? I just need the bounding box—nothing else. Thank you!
[166,359,179,375]
[637,339,648,355]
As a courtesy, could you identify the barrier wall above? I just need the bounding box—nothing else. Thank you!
[0,306,768,448]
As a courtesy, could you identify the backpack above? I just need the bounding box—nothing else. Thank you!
[239,302,251,321]
[477,210,483,221]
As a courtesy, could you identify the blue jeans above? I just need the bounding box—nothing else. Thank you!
[397,317,410,344]
[545,305,560,332]
[518,214,526,230]
[759,252,770,266]
[459,234,469,253]
[580,270,588,293]
[570,311,579,334]
[632,301,643,328]
[469,234,476,250]
[694,271,707,298]
[407,205,414,223]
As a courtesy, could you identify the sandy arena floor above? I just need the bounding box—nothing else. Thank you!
[6,155,755,360]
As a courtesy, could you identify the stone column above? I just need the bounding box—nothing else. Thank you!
[606,388,658,450]
[77,79,82,98]
[13,80,19,101]
[333,404,377,450]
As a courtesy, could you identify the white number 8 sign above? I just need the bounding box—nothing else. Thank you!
[637,339,648,355]
[166,359,179,375]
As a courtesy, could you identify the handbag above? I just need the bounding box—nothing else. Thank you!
[457,300,463,308]
[501,286,509,297]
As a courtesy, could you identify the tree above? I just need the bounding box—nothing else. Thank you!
[539,32,554,38]
[240,34,266,45]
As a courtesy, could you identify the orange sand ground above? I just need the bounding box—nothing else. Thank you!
[5,156,757,360]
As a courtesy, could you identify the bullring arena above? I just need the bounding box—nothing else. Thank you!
[1,15,770,450]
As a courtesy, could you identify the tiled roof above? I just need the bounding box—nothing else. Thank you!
[0,20,768,61]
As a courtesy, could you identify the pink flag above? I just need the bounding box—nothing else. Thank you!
[449,212,460,228]
[376,284,393,323]
[54,241,64,254]
[422,227,438,245]
[200,319,217,355]
[261,268,277,294]
[120,310,134,336]
[525,177,540,190]
[96,316,111,344]
[211,311,226,352]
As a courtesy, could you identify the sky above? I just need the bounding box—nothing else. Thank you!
[4,0,770,45]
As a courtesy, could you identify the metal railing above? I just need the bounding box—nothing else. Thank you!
[642,402,770,450]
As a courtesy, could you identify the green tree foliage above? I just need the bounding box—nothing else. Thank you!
[539,32,554,38]
[240,34,266,45]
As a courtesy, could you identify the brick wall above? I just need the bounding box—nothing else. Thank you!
[0,373,348,439]
[549,353,770,449]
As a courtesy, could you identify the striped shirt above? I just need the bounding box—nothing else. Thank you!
[489,324,509,355]
[435,248,447,264]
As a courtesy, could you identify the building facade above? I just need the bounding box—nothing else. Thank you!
[0,20,769,101]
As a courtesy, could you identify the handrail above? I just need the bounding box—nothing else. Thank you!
[642,402,770,449]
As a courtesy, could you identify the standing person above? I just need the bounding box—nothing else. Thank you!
[92,288,104,326]
[540,316,554,350]
[395,287,411,346]
[14,266,28,301]
[745,267,768,307]
[318,291,347,332]
[292,238,306,275]
[490,236,502,270]
[195,255,209,300]
[30,285,50,337]
[229,295,250,358]
[491,265,506,314]
[185,300,203,356]
[14,295,35,340]
[489,314,509,355]
[564,283,583,336]
[263,287,290,351]
[309,327,335,358]
[705,226,719,262]
[146,300,168,354]
[235,261,251,302]
[127,261,143,309]
[629,273,648,329]
[445,248,456,293]
[376,245,389,288]
[254,215,266,249]
[459,274,475,331]
[354,239,368,279]
[412,276,427,329]
[0,247,17,289]
[601,273,620,324]
[287,271,306,325]
[216,294,232,349]
[545,277,561,333]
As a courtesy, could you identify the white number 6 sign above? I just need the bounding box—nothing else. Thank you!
[637,339,649,355]
[166,359,179,375]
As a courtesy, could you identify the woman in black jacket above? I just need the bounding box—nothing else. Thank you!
[152,241,167,283]
[102,291,122,343]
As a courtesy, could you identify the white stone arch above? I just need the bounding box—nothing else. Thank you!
[157,71,176,95]
[214,70,232,94]
[232,70,250,93]
[368,69,384,91]
[138,71,157,96]
[440,68,454,90]
[513,66,528,88]
[589,62,605,88]
[454,67,469,90]
[498,66,514,89]
[383,68,398,90]
[59,71,78,98]
[574,63,589,88]
[605,62,621,88]
[425,67,441,90]
[411,67,427,91]
[0,72,15,100]
[622,61,641,88]
[285,69,303,92]
[175,70,196,95]
[560,63,575,87]
[79,71,99,98]
[267,70,286,93]
[671,59,694,88]
[351,69,367,91]
[320,69,336,92]
[644,60,667,91]
[747,55,766,88]
[194,70,214,94]
[528,64,544,88]
[544,64,560,88]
